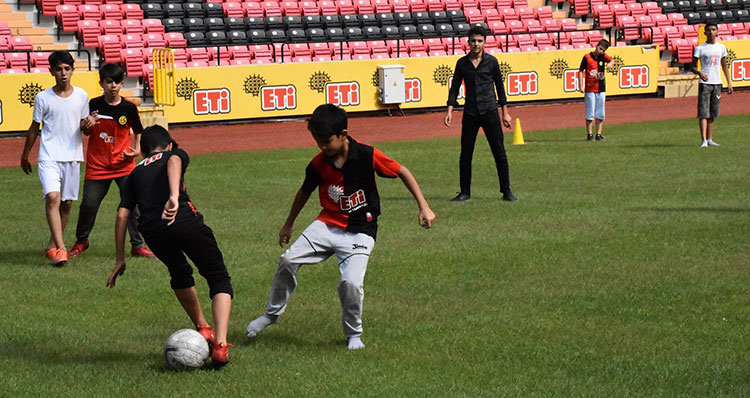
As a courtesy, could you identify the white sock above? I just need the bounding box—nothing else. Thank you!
[347,336,365,350]
[246,314,276,338]
[700,140,708,147]
[707,139,720,146]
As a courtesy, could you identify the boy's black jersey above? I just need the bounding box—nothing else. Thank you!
[119,148,202,232]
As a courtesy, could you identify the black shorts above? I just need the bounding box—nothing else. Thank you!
[142,220,233,298]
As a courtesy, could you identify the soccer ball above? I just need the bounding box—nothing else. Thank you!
[164,329,210,370]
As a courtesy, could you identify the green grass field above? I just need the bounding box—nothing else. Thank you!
[1,114,748,396]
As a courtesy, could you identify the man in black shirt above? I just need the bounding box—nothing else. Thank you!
[444,26,517,202]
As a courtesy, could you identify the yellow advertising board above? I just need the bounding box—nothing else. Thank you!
[724,40,750,88]
[161,45,660,124]
[0,71,100,132]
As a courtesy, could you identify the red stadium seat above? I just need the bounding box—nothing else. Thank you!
[533,6,553,19]
[100,20,122,35]
[263,2,283,17]
[9,36,33,51]
[122,4,143,20]
[56,5,80,32]
[523,19,544,32]
[282,1,302,16]
[532,32,553,46]
[122,20,144,35]
[250,44,273,59]
[100,4,121,20]
[482,8,501,22]
[77,20,100,48]
[541,18,560,31]
[488,21,509,34]
[122,33,144,49]
[166,32,187,47]
[667,13,687,26]
[225,3,246,18]
[501,8,518,21]
[186,47,209,62]
[145,33,166,48]
[559,18,577,31]
[626,3,645,16]
[142,19,165,34]
[79,4,101,20]
[516,7,535,20]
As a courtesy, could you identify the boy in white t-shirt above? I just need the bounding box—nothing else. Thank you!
[690,23,733,148]
[20,50,96,266]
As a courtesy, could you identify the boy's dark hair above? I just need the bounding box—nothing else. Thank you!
[99,63,125,83]
[140,125,178,156]
[48,50,75,69]
[468,25,487,39]
[597,39,611,49]
[308,104,347,139]
[704,22,718,30]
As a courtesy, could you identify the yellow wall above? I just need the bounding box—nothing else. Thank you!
[160,45,661,124]
[7,41,750,131]
[0,71,100,132]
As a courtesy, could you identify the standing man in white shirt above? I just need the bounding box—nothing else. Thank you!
[20,50,95,266]
[691,23,733,148]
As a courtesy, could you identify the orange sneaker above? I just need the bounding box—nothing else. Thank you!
[69,240,89,257]
[131,246,155,258]
[53,247,68,267]
[211,341,233,368]
[45,248,56,260]
[197,325,216,344]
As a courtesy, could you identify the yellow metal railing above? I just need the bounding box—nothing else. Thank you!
[152,48,175,106]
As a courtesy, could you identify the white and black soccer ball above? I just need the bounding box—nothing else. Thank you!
[164,329,210,370]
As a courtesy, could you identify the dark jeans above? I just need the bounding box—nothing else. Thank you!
[459,111,511,195]
[75,176,144,248]
[142,221,233,298]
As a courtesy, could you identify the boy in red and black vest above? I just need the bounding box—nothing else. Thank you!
[71,63,154,258]
[579,39,615,141]
[246,104,435,350]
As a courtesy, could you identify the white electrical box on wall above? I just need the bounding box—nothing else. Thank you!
[377,64,405,104]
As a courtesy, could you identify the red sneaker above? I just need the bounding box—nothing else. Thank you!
[211,341,233,368]
[197,325,216,344]
[69,240,90,257]
[45,248,56,260]
[130,246,155,258]
[53,247,68,267]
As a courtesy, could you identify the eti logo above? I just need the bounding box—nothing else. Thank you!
[563,69,580,92]
[404,78,421,103]
[139,152,163,166]
[193,88,230,115]
[99,132,114,144]
[448,77,466,99]
[619,66,649,89]
[731,59,750,81]
[261,85,297,111]
[340,189,367,212]
[326,82,360,106]
[507,72,538,96]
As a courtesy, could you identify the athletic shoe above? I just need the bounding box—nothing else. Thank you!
[131,246,155,257]
[45,248,56,260]
[69,240,89,257]
[595,135,605,141]
[700,140,708,148]
[707,140,720,146]
[211,342,233,368]
[502,190,518,202]
[53,247,68,267]
[450,193,471,202]
[197,325,216,344]
[587,134,594,141]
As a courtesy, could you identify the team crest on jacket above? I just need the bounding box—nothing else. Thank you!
[328,185,344,202]
[118,115,127,126]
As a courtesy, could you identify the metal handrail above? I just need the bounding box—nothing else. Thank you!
[0,48,92,71]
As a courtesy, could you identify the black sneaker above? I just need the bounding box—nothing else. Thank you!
[587,134,594,141]
[450,193,471,202]
[595,134,605,141]
[502,191,518,202]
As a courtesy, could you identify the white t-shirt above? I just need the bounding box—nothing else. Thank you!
[32,86,89,162]
[694,42,727,85]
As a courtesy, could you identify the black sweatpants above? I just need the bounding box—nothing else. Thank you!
[459,110,511,195]
[142,220,233,299]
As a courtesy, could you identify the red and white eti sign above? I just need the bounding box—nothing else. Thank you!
[326,82,360,106]
[193,88,230,115]
[261,85,297,111]
[731,59,750,81]
[507,72,538,96]
[619,65,649,89]
[404,78,421,103]
[563,69,580,92]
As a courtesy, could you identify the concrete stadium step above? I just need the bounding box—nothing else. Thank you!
[658,74,699,98]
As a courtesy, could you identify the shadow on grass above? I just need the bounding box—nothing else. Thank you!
[632,207,749,213]
[240,330,343,349]
[622,144,692,148]
[0,249,60,268]
[0,341,149,365]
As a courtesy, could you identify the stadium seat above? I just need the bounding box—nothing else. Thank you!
[166,32,187,47]
[228,30,249,44]
[364,26,385,38]
[185,31,208,46]
[307,27,327,41]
